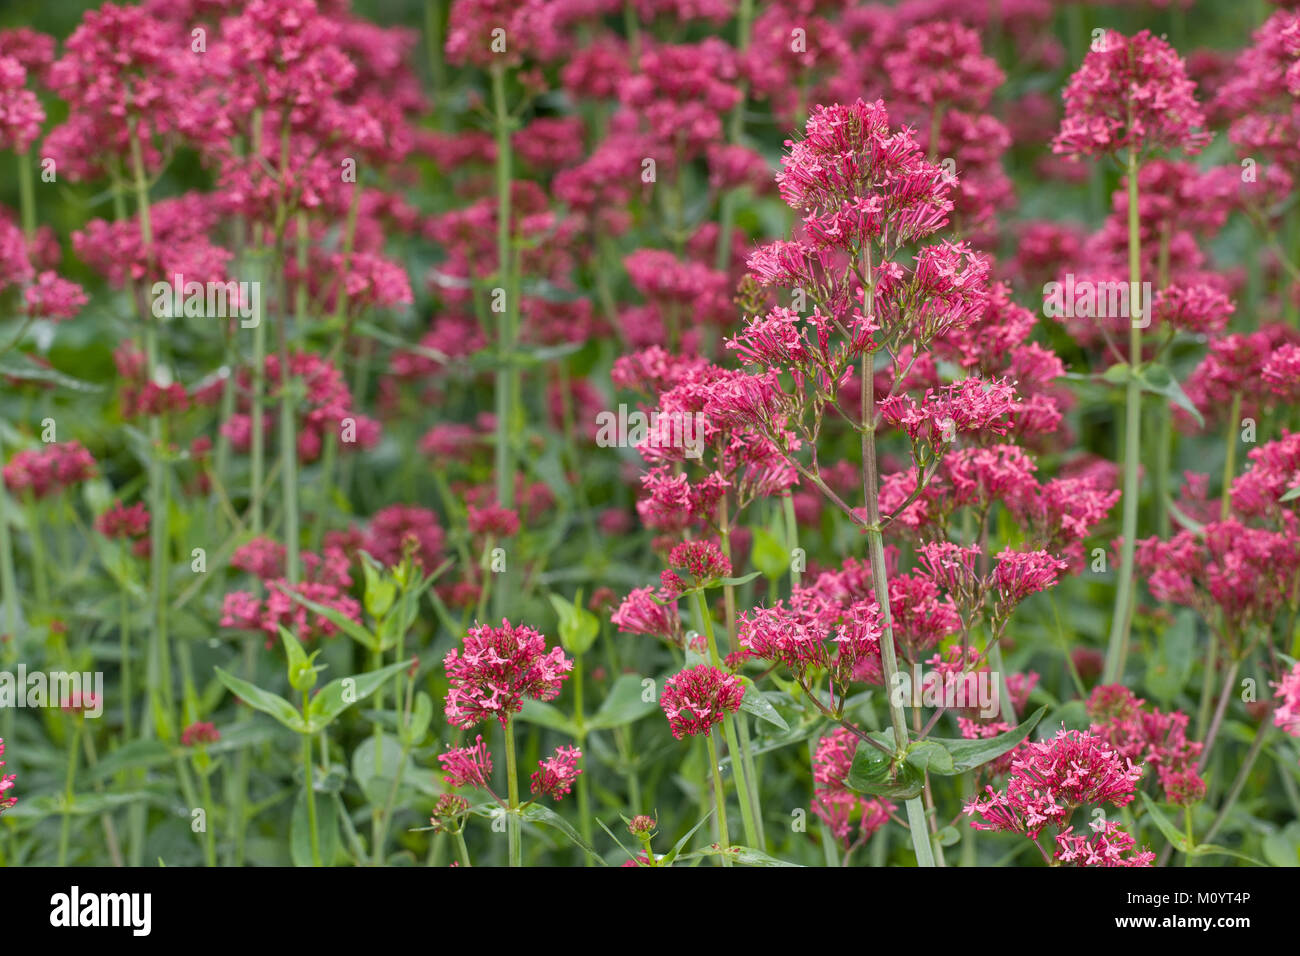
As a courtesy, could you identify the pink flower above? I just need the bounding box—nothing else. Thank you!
[0,55,43,154]
[666,540,731,586]
[437,735,494,789]
[1053,30,1210,158]
[1273,662,1300,742]
[2,441,97,500]
[530,745,582,801]
[181,722,220,747]
[810,727,895,849]
[1087,684,1204,805]
[364,505,444,568]
[443,620,573,728]
[24,271,86,321]
[966,727,1147,861]
[659,665,745,739]
[466,504,521,538]
[0,737,14,816]
[1055,819,1156,867]
[611,586,681,644]
[992,549,1068,614]
[95,500,150,540]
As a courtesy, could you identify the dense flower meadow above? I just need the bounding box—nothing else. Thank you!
[0,0,1299,870]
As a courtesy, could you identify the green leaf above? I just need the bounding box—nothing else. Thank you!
[517,698,580,736]
[924,704,1047,774]
[214,666,306,733]
[1145,610,1195,703]
[587,673,658,730]
[361,559,397,619]
[846,734,924,799]
[85,739,173,781]
[403,691,434,747]
[718,571,762,588]
[1136,363,1204,428]
[279,626,321,692]
[1101,363,1130,386]
[750,526,788,581]
[0,362,104,392]
[661,808,715,867]
[520,804,607,865]
[1262,821,1300,867]
[737,681,790,731]
[1139,793,1266,866]
[1280,484,1300,503]
[904,739,956,775]
[286,591,378,651]
[548,592,599,657]
[290,786,339,867]
[937,825,961,848]
[679,845,802,866]
[306,659,412,733]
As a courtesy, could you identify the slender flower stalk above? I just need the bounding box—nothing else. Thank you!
[1103,144,1144,684]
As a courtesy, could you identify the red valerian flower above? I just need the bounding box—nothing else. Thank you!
[437,735,494,789]
[965,727,1145,846]
[659,664,745,739]
[1053,30,1210,158]
[0,738,14,816]
[180,722,220,747]
[530,745,583,801]
[443,620,573,728]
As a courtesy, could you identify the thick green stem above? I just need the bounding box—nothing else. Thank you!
[505,716,522,866]
[302,729,321,866]
[490,63,515,519]
[705,730,732,866]
[57,723,81,866]
[1103,146,1143,685]
[694,589,760,848]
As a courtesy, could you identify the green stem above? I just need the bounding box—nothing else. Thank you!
[302,722,321,866]
[705,730,732,866]
[490,65,516,581]
[505,716,521,867]
[57,722,81,866]
[1103,146,1143,685]
[573,653,594,850]
[693,589,760,848]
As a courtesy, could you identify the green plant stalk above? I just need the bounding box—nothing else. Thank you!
[1201,712,1270,846]
[573,652,594,849]
[0,431,18,644]
[198,766,217,867]
[278,214,309,584]
[0,151,36,642]
[783,494,801,593]
[861,347,935,868]
[490,65,517,613]
[719,508,765,848]
[57,722,81,866]
[714,0,754,273]
[452,828,472,867]
[505,715,522,867]
[107,174,148,867]
[302,695,321,866]
[705,729,732,866]
[1103,145,1143,685]
[694,589,760,848]
[22,494,48,605]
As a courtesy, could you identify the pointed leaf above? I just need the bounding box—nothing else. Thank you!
[214,666,306,733]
